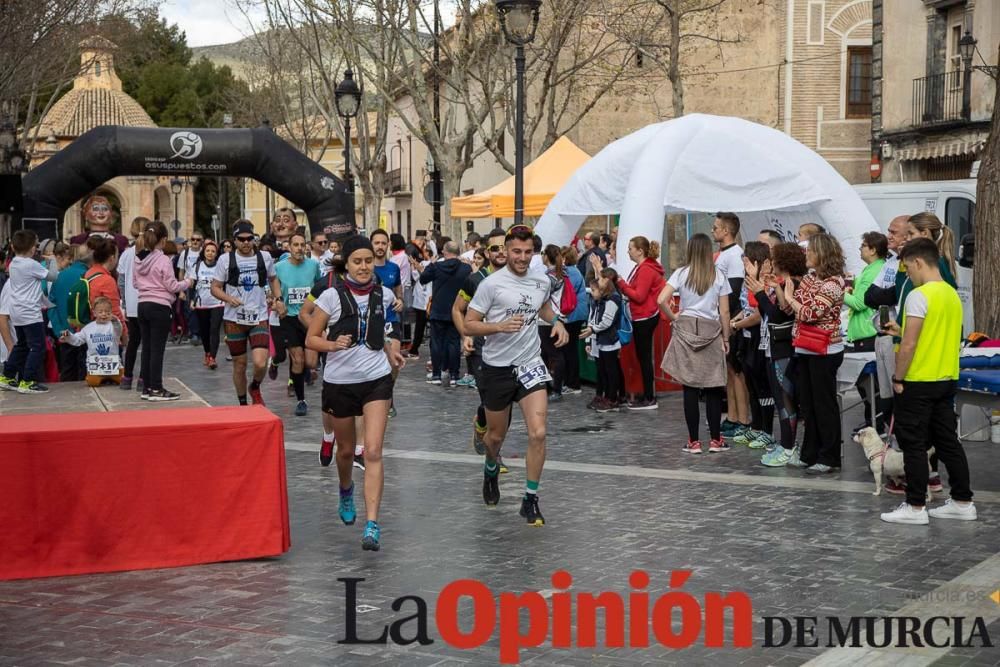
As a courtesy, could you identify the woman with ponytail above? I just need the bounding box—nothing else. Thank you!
[906,213,957,285]
[133,220,194,401]
[595,235,665,410]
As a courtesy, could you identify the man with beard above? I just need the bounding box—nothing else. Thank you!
[369,229,403,416]
[452,228,510,471]
[464,225,569,525]
[70,195,129,254]
[260,208,296,258]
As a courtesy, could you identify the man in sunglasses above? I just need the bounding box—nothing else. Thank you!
[310,231,330,271]
[211,220,283,406]
[452,228,510,468]
[464,224,569,526]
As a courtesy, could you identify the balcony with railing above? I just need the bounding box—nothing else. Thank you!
[383,167,411,196]
[912,70,965,126]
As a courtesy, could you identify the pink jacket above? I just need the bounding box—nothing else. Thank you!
[133,249,192,307]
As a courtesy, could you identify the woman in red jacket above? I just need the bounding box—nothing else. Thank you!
[84,237,128,337]
[595,235,664,410]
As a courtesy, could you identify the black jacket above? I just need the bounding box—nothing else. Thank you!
[419,257,472,321]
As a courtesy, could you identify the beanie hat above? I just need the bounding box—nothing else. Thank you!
[341,234,373,260]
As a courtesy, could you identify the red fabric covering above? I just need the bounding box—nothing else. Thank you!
[0,406,290,580]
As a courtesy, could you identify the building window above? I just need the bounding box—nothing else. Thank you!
[807,1,825,45]
[95,60,101,77]
[846,46,872,118]
[636,50,644,68]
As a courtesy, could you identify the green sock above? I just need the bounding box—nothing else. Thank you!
[525,479,539,495]
[485,457,499,477]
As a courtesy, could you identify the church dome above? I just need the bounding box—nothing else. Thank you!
[36,37,156,138]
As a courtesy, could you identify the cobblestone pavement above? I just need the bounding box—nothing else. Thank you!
[2,341,999,666]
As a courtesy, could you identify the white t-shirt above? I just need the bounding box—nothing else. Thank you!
[528,254,547,277]
[468,266,553,368]
[193,261,222,309]
[7,256,54,326]
[212,251,276,324]
[714,244,744,280]
[0,282,15,362]
[178,248,199,278]
[319,249,335,277]
[314,285,395,383]
[390,251,412,291]
[64,320,122,357]
[119,246,139,318]
[411,260,431,309]
[667,266,732,321]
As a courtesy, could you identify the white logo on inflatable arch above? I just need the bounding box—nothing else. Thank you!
[320,176,336,191]
[169,131,204,160]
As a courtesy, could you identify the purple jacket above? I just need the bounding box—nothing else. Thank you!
[133,249,192,307]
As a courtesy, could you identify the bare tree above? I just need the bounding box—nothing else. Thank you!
[602,0,740,117]
[972,46,1000,336]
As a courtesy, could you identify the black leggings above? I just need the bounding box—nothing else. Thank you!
[138,302,172,392]
[632,314,659,402]
[540,325,564,393]
[562,320,584,389]
[767,356,798,450]
[411,309,428,354]
[742,331,775,435]
[596,349,620,400]
[196,308,223,358]
[124,316,142,379]
[683,386,724,442]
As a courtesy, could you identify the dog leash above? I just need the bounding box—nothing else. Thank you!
[868,415,895,467]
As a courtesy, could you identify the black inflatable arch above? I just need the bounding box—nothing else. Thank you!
[22,126,355,238]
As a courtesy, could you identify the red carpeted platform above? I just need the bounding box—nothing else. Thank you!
[0,405,290,580]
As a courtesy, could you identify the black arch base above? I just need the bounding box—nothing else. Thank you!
[22,125,355,240]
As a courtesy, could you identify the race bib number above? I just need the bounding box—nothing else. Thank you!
[87,354,120,376]
[287,287,309,306]
[516,358,551,389]
[236,308,260,324]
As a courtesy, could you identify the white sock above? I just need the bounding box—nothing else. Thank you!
[355,444,364,456]
[323,431,335,443]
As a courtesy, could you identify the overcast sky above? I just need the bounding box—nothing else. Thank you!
[159,0,259,47]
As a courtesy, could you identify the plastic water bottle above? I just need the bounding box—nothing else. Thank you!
[992,410,1000,445]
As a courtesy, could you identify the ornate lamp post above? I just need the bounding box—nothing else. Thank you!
[335,69,362,203]
[496,0,542,226]
[170,177,183,237]
[959,29,977,121]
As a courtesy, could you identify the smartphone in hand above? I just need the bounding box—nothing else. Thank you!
[879,306,890,329]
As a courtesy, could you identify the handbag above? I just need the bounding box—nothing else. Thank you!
[768,320,794,343]
[792,323,832,354]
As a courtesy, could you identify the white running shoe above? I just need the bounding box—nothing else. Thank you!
[928,499,977,521]
[880,502,929,525]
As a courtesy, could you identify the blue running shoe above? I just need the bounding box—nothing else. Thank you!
[362,520,380,551]
[339,484,356,525]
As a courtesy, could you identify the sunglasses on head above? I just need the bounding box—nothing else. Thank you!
[505,224,533,238]
[236,235,254,242]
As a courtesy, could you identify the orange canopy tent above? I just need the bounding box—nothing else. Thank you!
[450,136,591,218]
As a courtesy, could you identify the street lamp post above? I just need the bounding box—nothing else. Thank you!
[170,176,183,237]
[335,69,362,226]
[959,29,977,121]
[495,0,542,226]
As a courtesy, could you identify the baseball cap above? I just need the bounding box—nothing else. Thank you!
[233,221,255,237]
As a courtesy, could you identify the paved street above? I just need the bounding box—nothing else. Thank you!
[2,341,999,666]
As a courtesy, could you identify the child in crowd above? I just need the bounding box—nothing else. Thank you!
[0,229,59,394]
[59,296,125,386]
[582,268,623,412]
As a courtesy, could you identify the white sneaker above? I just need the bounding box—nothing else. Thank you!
[928,499,977,521]
[880,502,929,525]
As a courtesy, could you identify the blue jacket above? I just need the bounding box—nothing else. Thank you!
[48,260,88,336]
[419,257,472,321]
[565,265,589,323]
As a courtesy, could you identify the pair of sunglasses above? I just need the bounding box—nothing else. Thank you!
[505,224,533,238]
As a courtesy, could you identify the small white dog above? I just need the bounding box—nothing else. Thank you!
[853,427,935,501]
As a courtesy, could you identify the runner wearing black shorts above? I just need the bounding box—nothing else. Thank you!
[274,233,321,416]
[305,235,405,552]
[452,227,510,469]
[464,225,569,526]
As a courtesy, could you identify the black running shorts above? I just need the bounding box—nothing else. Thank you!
[478,363,546,412]
[280,315,307,349]
[322,373,395,418]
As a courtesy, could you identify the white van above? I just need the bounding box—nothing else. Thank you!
[853,179,976,333]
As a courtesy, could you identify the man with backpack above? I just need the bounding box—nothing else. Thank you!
[210,220,282,406]
[412,240,471,387]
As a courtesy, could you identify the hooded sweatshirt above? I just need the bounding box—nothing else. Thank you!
[419,256,472,321]
[134,249,191,307]
[617,258,666,321]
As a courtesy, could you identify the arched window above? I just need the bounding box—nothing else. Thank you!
[95,60,102,77]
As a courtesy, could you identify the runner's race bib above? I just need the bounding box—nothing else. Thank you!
[516,358,551,389]
[87,354,120,376]
[236,308,260,324]
[287,287,309,306]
